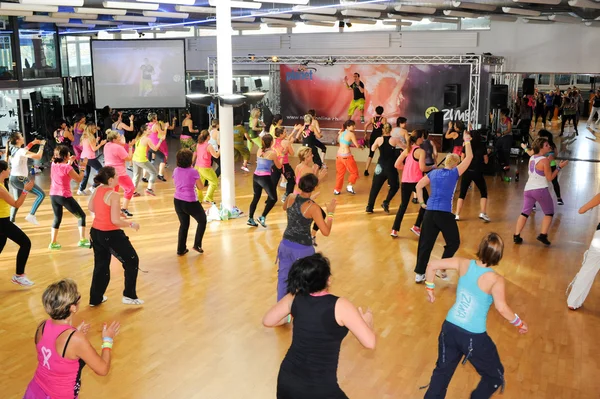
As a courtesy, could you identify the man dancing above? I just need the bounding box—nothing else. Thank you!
[344,73,365,123]
[139,58,155,97]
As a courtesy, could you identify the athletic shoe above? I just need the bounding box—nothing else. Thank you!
[157,175,167,182]
[90,295,108,307]
[312,236,318,247]
[333,190,340,195]
[25,214,39,225]
[78,239,90,248]
[360,116,365,123]
[532,204,537,212]
[145,188,156,196]
[122,297,144,305]
[410,226,421,237]
[455,214,460,221]
[436,270,450,281]
[412,198,419,204]
[89,186,96,194]
[536,234,551,246]
[132,192,141,198]
[241,166,250,173]
[48,242,62,250]
[177,249,189,256]
[257,216,267,228]
[77,190,89,196]
[390,230,398,238]
[365,206,374,214]
[513,234,523,244]
[381,201,390,214]
[121,209,134,218]
[281,194,288,204]
[12,274,34,287]
[247,218,258,227]
[415,274,426,283]
[141,177,148,183]
[557,198,564,205]
[479,213,491,223]
[364,170,369,177]
[192,246,204,254]
[346,185,355,195]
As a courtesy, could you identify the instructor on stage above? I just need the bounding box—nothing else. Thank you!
[344,73,366,123]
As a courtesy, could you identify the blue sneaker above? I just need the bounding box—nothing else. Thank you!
[257,216,267,228]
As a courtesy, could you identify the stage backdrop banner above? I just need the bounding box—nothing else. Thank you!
[280,64,471,140]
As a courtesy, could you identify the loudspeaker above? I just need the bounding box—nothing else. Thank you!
[241,86,249,93]
[255,78,263,89]
[444,84,461,108]
[523,78,535,95]
[426,111,443,134]
[490,84,508,109]
[189,103,209,131]
[190,79,206,94]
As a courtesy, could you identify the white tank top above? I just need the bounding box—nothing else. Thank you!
[524,155,549,191]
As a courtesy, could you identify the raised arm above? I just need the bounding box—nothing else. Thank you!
[0,180,32,208]
[310,199,335,236]
[71,321,120,376]
[146,137,163,152]
[456,134,473,176]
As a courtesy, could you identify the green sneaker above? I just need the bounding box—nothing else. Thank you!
[48,242,62,250]
[78,239,91,248]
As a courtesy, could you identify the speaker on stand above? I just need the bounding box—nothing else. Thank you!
[444,84,461,108]
[522,78,535,96]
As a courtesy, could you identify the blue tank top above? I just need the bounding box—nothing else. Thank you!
[254,156,274,176]
[446,260,494,334]
[339,130,351,146]
[426,167,460,213]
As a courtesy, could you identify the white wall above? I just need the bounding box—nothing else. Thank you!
[185,21,600,73]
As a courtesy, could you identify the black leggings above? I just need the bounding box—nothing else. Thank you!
[174,198,207,254]
[534,108,545,126]
[148,149,166,165]
[271,163,296,197]
[367,132,382,158]
[50,195,86,229]
[561,115,578,133]
[550,165,562,199]
[414,210,460,275]
[392,182,428,231]
[79,158,103,191]
[249,174,277,219]
[0,217,31,275]
[367,163,399,209]
[458,170,488,199]
[89,228,139,305]
[494,135,512,168]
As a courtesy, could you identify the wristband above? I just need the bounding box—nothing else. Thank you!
[102,347,112,351]
[22,191,29,195]
[557,166,562,171]
[103,337,113,342]
[419,201,426,206]
[129,222,135,228]
[425,281,435,290]
[464,141,471,145]
[327,212,334,217]
[101,342,113,349]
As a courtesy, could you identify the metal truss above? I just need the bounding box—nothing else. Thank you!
[267,63,281,115]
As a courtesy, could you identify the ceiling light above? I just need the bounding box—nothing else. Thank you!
[253,0,308,4]
[113,15,157,22]
[208,0,261,9]
[569,0,600,9]
[103,1,159,10]
[394,5,436,14]
[386,14,422,21]
[0,9,33,16]
[74,7,127,15]
[451,1,496,11]
[20,0,83,5]
[142,11,189,18]
[382,20,412,26]
[251,11,292,18]
[231,22,261,29]
[83,19,119,25]
[262,18,296,25]
[234,17,256,22]
[502,7,541,16]
[548,14,582,23]
[24,15,69,23]
[51,12,98,18]
[443,10,477,18]
[300,13,338,22]
[267,23,296,28]
[0,3,57,12]
[489,15,518,21]
[345,18,376,25]
[291,5,337,15]
[513,0,560,4]
[521,18,554,24]
[340,0,387,11]
[174,5,214,13]
[57,23,95,27]
[341,9,381,18]
[138,0,194,4]
[431,17,459,24]
[303,21,335,26]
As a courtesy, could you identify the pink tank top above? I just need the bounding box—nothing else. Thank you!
[195,142,212,168]
[80,139,96,160]
[274,137,289,164]
[33,320,82,399]
[402,147,423,183]
[148,122,169,158]
[91,186,120,231]
[50,163,74,198]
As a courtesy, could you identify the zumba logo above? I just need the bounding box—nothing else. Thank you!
[286,70,314,82]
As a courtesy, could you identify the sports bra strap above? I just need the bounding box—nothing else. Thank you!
[62,329,77,358]
[302,200,314,217]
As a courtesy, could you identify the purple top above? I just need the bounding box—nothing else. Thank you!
[173,167,200,202]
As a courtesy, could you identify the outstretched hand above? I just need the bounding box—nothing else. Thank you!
[77,321,91,335]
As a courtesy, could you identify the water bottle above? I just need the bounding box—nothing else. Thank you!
[503,176,512,182]
[30,166,36,175]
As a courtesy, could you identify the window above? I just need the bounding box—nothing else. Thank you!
[60,36,91,77]
[19,28,59,79]
[401,18,459,31]
[576,75,592,84]
[461,17,491,30]
[537,74,551,85]
[554,74,571,86]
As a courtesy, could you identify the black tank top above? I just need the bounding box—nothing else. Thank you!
[302,124,317,147]
[372,116,383,135]
[283,196,314,246]
[280,294,349,393]
[377,136,395,167]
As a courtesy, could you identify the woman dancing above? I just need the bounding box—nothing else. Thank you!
[103,130,135,217]
[49,146,90,250]
[72,113,86,160]
[247,135,281,228]
[111,112,135,140]
[0,160,34,286]
[414,131,473,283]
[522,130,563,205]
[272,126,296,203]
[147,113,169,182]
[88,166,143,306]
[173,148,206,256]
[366,123,401,214]
[193,130,220,204]
[233,118,251,172]
[54,120,74,149]
[77,124,106,195]
[209,119,221,177]
[422,233,528,398]
[294,114,325,169]
[513,137,568,246]
[390,130,432,237]
[8,133,46,225]
[270,114,283,137]
[308,109,328,161]
[444,121,465,155]
[454,130,490,222]
[262,253,376,398]
[334,120,360,195]
[363,106,387,176]
[132,125,161,197]
[23,279,120,399]
[248,108,264,152]
[276,174,335,301]
[181,110,199,150]
[494,108,512,173]
[295,147,328,246]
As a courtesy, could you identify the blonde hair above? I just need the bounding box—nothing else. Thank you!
[298,146,312,162]
[211,119,219,128]
[303,114,313,125]
[147,112,157,122]
[42,279,79,320]
[445,153,460,169]
[250,108,261,119]
[106,129,121,142]
[382,123,392,135]
[82,124,95,143]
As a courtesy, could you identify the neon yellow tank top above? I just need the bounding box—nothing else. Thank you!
[132,138,149,162]
[0,185,11,218]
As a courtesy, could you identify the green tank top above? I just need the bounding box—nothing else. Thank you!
[233,126,246,145]
[132,138,149,162]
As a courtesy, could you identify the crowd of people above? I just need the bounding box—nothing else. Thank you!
[2,86,599,399]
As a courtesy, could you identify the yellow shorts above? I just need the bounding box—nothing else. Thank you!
[348,98,365,116]
[140,79,153,92]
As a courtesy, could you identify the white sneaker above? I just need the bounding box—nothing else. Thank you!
[12,274,34,286]
[415,274,426,283]
[25,214,39,225]
[279,181,286,188]
[241,166,250,173]
[346,185,356,194]
[479,213,491,223]
[90,295,108,307]
[122,297,144,305]
[77,190,89,196]
[455,214,460,221]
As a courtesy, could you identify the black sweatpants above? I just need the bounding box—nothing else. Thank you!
[249,174,277,219]
[0,217,31,275]
[391,182,428,231]
[271,163,296,197]
[367,164,399,209]
[89,228,139,305]
[561,115,578,133]
[174,198,207,254]
[494,135,512,168]
[79,158,103,191]
[425,321,504,399]
[414,210,460,275]
[367,132,382,158]
[50,195,86,229]
[545,105,555,122]
[550,165,561,199]
[458,171,488,200]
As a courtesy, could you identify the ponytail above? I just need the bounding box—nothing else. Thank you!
[52,145,70,164]
[261,134,273,150]
[135,125,148,141]
[197,129,210,144]
[94,166,116,185]
[407,129,424,150]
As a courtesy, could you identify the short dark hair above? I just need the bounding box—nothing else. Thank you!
[343,120,356,129]
[397,117,407,126]
[353,72,360,77]
[286,253,331,295]
[298,173,318,193]
[0,160,8,173]
[53,145,70,163]
[375,106,384,115]
[476,232,504,267]
[454,120,465,132]
[176,149,193,168]
[274,127,285,138]
[272,114,282,125]
[261,134,273,150]
[307,109,316,117]
[94,166,116,185]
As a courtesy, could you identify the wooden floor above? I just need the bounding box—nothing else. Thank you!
[1,123,600,399]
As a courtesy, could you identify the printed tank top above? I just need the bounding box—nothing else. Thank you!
[282,196,314,246]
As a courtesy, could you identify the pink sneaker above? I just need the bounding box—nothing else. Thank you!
[410,226,421,237]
